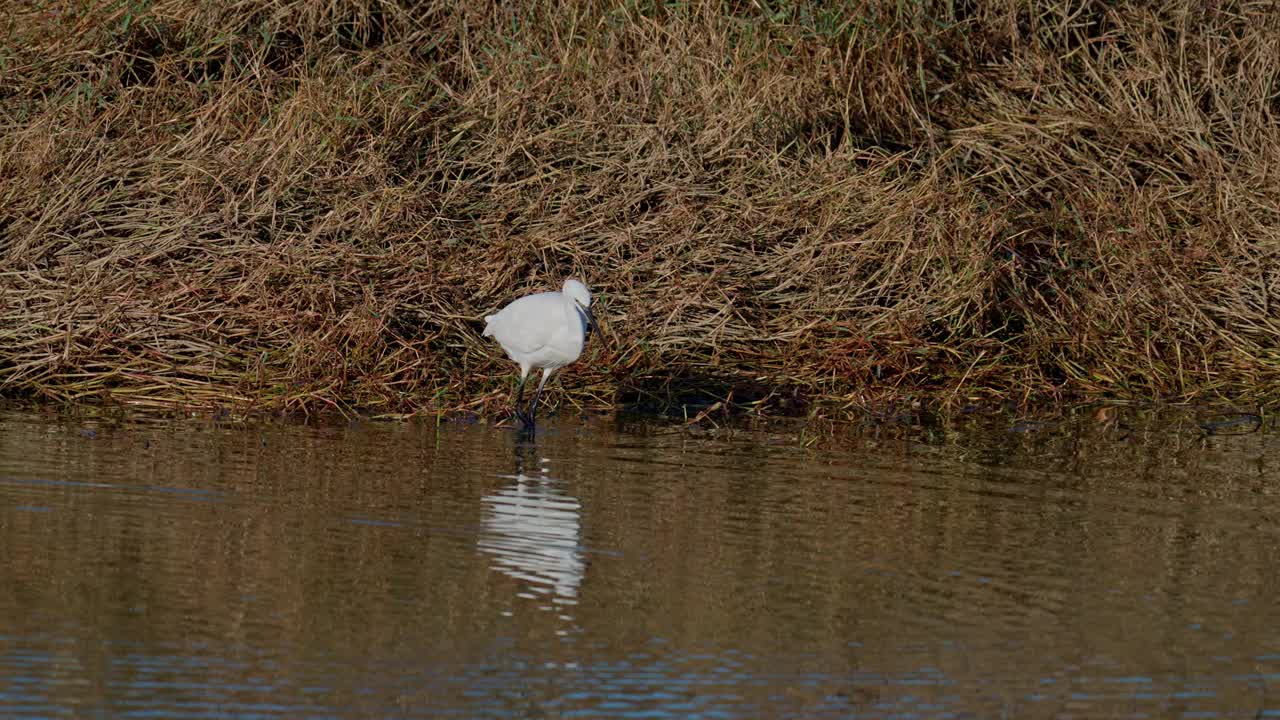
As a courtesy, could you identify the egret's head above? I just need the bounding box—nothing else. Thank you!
[562,278,592,309]
[562,278,596,336]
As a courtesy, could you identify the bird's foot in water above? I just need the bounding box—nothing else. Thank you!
[513,408,536,431]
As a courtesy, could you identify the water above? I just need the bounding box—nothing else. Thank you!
[1,408,1278,719]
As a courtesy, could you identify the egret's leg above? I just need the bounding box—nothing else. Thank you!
[527,368,554,425]
[512,371,530,425]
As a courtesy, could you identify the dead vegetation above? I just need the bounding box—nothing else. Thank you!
[1,0,1278,419]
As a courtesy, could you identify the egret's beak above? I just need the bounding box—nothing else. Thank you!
[577,301,598,341]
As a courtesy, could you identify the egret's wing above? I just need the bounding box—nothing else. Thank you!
[486,292,562,354]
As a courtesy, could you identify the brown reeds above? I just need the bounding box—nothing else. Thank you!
[2,1,1278,419]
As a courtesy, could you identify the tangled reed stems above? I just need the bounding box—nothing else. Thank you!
[2,1,1278,419]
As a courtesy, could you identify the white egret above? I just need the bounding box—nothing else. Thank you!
[483,278,596,429]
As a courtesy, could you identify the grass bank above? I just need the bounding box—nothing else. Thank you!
[2,1,1278,419]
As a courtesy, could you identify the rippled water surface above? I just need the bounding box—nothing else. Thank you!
[2,408,1279,719]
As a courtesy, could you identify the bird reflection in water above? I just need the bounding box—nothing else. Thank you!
[478,444,585,617]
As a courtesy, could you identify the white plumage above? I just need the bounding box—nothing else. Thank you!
[483,278,595,428]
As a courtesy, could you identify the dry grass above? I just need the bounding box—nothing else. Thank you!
[2,0,1278,419]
